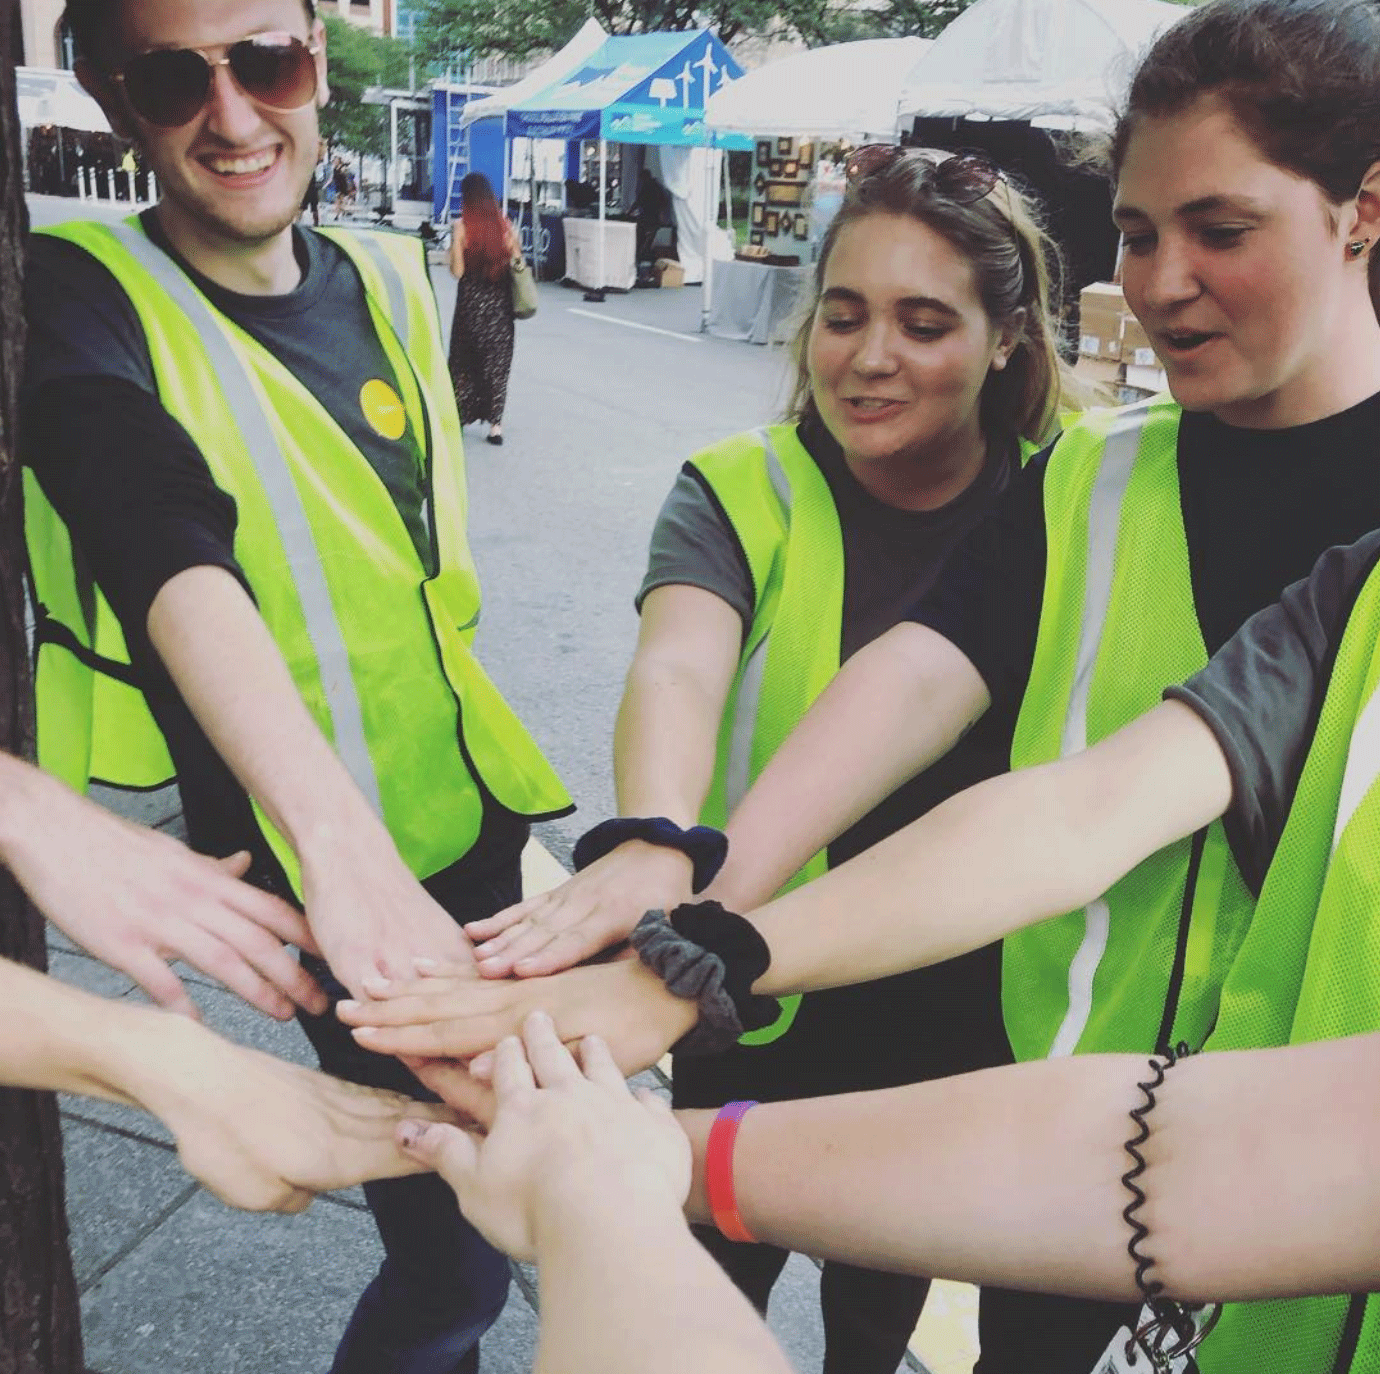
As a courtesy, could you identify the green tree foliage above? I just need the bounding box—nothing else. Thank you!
[413,0,975,60]
[319,14,411,157]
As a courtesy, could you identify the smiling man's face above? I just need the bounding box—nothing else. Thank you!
[90,0,327,260]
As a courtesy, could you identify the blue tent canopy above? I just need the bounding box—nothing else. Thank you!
[506,30,751,148]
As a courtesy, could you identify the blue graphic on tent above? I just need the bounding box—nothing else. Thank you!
[506,29,751,147]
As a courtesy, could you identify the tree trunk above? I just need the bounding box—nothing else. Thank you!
[0,18,87,1374]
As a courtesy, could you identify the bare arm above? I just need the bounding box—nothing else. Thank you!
[147,565,471,997]
[468,585,742,977]
[339,699,1231,1069]
[0,749,325,1019]
[678,1031,1380,1303]
[707,622,991,910]
[449,221,465,279]
[400,1015,792,1374]
[0,955,455,1212]
[752,699,1232,994]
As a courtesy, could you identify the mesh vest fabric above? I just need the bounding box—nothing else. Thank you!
[25,218,569,895]
[691,425,846,1044]
[1189,555,1380,1374]
[1007,398,1254,1060]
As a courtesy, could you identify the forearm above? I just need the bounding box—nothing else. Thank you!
[710,623,990,909]
[748,701,1230,995]
[681,1034,1380,1303]
[534,1189,791,1374]
[147,566,393,863]
[0,955,183,1105]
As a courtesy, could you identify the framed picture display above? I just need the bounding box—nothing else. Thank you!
[749,229,765,246]
[764,210,780,235]
[777,136,793,155]
[783,159,798,178]
[768,158,784,176]
[750,202,765,227]
[793,214,809,241]
[755,139,772,163]
[798,142,814,166]
[764,180,806,206]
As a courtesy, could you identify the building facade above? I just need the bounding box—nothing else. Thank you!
[19,0,69,69]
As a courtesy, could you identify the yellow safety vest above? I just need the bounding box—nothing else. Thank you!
[25,217,571,896]
[1007,397,1255,1060]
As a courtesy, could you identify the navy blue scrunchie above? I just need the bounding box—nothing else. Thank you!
[572,816,728,893]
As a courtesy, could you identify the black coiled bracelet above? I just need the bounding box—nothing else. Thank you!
[1118,1043,1221,1368]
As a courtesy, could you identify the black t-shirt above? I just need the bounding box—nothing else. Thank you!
[914,391,1380,737]
[639,413,1019,864]
[1169,529,1380,893]
[21,212,526,891]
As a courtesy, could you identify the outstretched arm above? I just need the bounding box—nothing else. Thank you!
[0,749,325,1019]
[148,566,473,999]
[706,622,990,910]
[676,1030,1380,1304]
[341,699,1231,1068]
[467,585,741,977]
[0,955,456,1212]
[400,1014,792,1374]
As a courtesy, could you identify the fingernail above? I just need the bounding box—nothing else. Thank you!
[337,999,360,1013]
[414,958,439,972]
[361,976,390,995]
[471,1052,493,1077]
[352,1026,378,1039]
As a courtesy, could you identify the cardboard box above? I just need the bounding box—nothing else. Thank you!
[1078,281,1127,361]
[654,258,684,288]
[1120,315,1162,370]
[1074,355,1124,389]
[1125,362,1169,393]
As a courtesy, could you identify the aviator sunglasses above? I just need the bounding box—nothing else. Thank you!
[111,32,321,129]
[844,146,1002,205]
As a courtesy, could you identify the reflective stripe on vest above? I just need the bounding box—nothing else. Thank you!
[27,218,569,894]
[692,424,848,1045]
[1007,397,1255,1060]
[1192,550,1380,1374]
[101,220,384,817]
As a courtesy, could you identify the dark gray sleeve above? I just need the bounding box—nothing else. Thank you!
[635,464,755,633]
[21,234,156,402]
[1165,530,1380,892]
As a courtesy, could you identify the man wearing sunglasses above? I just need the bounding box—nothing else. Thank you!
[19,2,573,1372]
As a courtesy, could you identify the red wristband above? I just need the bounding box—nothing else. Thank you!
[705,1099,758,1243]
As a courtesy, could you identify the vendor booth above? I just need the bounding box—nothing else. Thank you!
[16,66,122,199]
[506,29,750,291]
[702,37,931,343]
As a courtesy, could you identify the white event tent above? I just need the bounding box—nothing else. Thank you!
[457,18,609,132]
[704,36,932,144]
[899,0,1183,132]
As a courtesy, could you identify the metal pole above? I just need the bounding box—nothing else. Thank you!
[596,137,607,298]
[389,99,400,207]
[701,141,715,333]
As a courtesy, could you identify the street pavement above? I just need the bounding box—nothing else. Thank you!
[24,194,971,1373]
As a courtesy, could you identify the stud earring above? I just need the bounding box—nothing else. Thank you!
[1348,238,1371,258]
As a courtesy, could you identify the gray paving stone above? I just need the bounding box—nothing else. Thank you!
[80,1189,383,1373]
[47,947,137,999]
[79,1187,541,1374]
[764,1253,827,1373]
[61,1118,195,1288]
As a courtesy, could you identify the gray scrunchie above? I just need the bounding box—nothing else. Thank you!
[629,909,744,1057]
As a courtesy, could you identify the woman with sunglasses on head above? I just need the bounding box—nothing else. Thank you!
[462,147,1073,1374]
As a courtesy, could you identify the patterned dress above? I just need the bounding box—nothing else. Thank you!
[448,267,514,426]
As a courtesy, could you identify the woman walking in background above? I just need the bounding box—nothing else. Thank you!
[450,173,520,446]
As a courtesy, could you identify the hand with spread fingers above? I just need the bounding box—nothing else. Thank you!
[0,752,326,1021]
[398,1012,793,1374]
[464,841,693,979]
[337,955,698,1076]
[398,1012,688,1260]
